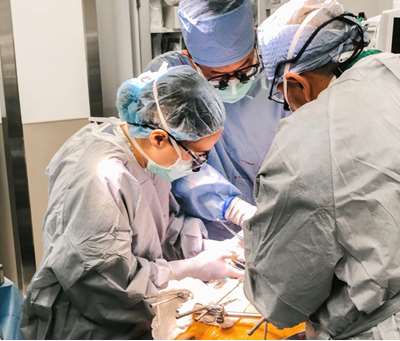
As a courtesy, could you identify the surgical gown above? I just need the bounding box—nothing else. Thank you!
[244,53,400,339]
[21,121,207,339]
[146,51,287,240]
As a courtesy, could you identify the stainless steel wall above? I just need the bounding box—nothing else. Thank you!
[0,0,35,290]
[0,0,103,289]
[83,0,103,117]
[0,122,19,285]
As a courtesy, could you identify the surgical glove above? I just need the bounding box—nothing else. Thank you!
[190,248,244,282]
[169,248,243,282]
[224,197,257,227]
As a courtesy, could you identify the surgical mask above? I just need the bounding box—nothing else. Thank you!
[192,61,256,104]
[130,136,194,182]
[147,158,193,182]
[217,78,255,103]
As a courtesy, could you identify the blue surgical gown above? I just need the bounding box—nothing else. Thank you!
[146,51,288,239]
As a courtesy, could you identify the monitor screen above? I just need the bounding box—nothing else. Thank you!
[392,17,400,53]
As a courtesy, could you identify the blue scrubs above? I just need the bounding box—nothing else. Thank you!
[146,51,288,239]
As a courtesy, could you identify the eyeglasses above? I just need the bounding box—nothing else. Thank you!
[270,80,304,108]
[169,134,209,172]
[207,52,262,90]
[268,13,366,105]
[127,122,208,172]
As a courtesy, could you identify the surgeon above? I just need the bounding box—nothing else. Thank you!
[244,0,400,339]
[145,0,288,240]
[21,65,243,340]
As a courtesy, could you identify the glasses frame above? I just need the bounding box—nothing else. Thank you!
[207,59,262,90]
[127,122,208,172]
[204,46,263,90]
[268,13,366,105]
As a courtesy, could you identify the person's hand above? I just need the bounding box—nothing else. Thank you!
[190,247,244,282]
[225,197,257,227]
[170,240,244,282]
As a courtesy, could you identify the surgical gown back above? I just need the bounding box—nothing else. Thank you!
[244,53,400,339]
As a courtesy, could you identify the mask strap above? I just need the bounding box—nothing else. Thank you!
[192,62,208,82]
[283,7,325,103]
[121,123,183,171]
[231,82,238,95]
[152,79,183,160]
[128,130,149,160]
[261,76,267,91]
[120,123,151,162]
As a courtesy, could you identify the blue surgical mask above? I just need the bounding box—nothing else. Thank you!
[217,79,255,103]
[131,136,193,182]
[146,157,193,182]
[193,62,256,104]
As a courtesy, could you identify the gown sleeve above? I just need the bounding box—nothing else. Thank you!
[43,158,173,326]
[244,116,344,328]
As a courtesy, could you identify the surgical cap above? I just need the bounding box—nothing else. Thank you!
[178,0,255,67]
[258,0,368,87]
[116,65,225,141]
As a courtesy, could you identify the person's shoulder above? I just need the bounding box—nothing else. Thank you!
[62,145,143,218]
[352,52,400,72]
[276,96,329,145]
[262,93,332,178]
[81,139,144,190]
[50,125,141,190]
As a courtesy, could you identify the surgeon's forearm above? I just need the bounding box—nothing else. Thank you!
[172,164,241,221]
[168,258,197,280]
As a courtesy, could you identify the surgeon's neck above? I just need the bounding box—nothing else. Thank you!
[130,141,148,168]
[121,124,147,168]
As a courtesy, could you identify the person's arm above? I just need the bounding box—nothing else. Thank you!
[161,192,208,260]
[160,190,244,281]
[162,192,241,263]
[172,164,241,222]
[244,125,344,329]
[44,158,242,329]
[49,234,170,326]
[43,168,175,327]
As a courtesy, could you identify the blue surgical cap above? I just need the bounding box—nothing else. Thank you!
[258,0,368,89]
[178,0,255,67]
[116,65,226,141]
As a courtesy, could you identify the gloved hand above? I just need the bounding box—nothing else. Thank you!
[169,247,243,282]
[190,247,244,282]
[224,197,257,227]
